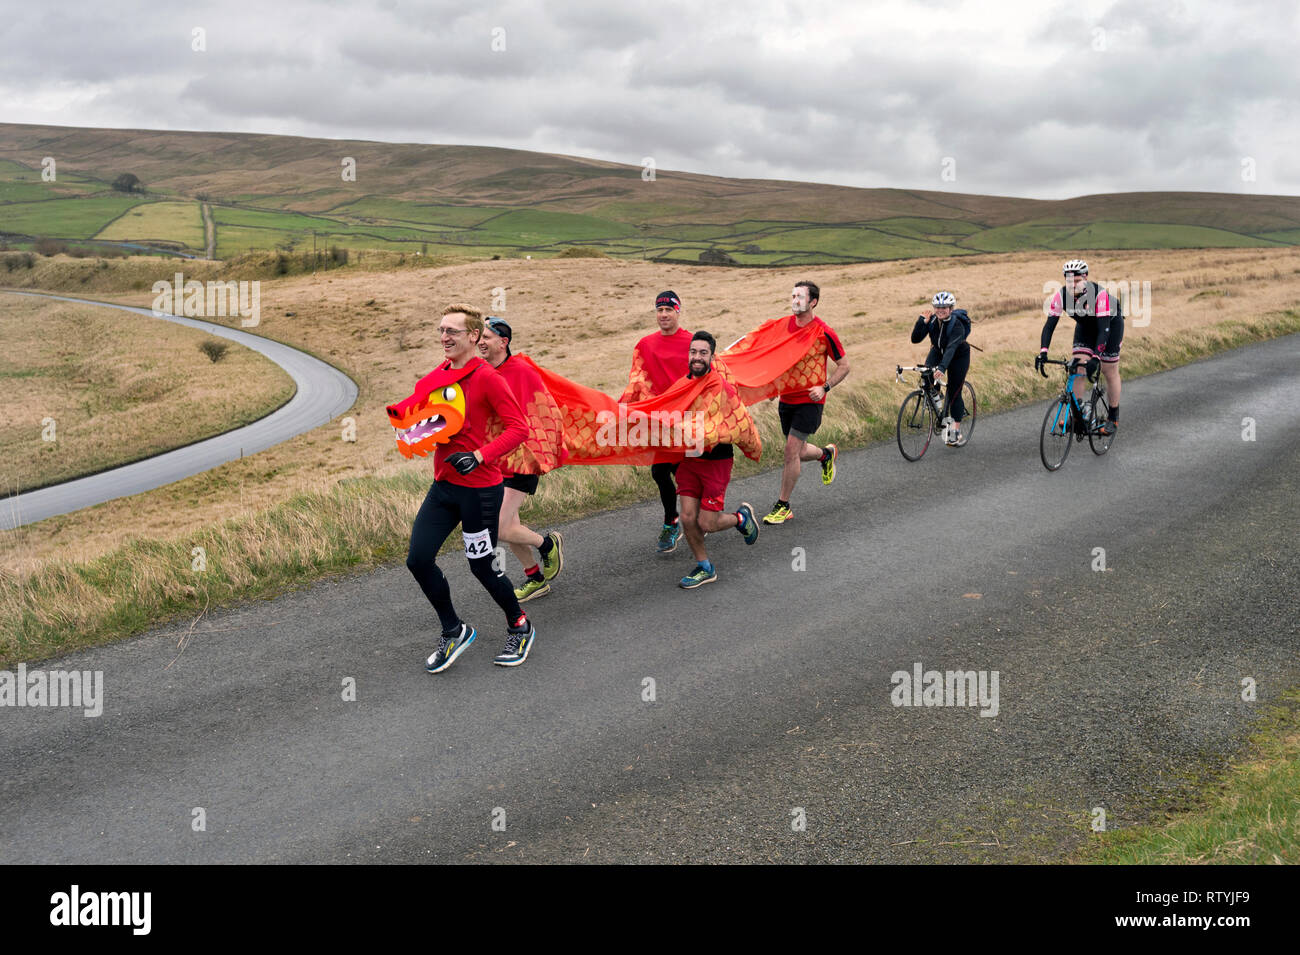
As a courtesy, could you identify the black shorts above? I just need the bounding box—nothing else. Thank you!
[503,473,539,495]
[778,401,823,440]
[1072,316,1124,363]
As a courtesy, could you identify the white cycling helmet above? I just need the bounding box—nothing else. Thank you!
[1063,259,1089,275]
[931,291,956,307]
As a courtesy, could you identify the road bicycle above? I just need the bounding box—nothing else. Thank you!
[895,364,978,461]
[1037,356,1114,471]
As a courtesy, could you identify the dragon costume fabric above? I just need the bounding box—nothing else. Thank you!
[388,355,565,473]
[513,355,761,466]
[713,315,834,404]
[389,319,841,470]
[492,354,568,476]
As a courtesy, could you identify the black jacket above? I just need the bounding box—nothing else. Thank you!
[911,309,971,372]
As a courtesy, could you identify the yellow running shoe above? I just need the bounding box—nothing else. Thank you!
[821,443,838,485]
[514,578,550,602]
[762,501,793,524]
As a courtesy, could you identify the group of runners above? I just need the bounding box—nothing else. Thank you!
[399,258,1123,672]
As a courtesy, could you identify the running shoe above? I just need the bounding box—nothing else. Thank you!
[494,617,535,667]
[425,622,476,674]
[540,530,564,581]
[657,522,682,553]
[821,443,838,485]
[762,502,793,524]
[735,502,759,545]
[679,563,718,589]
[514,578,550,603]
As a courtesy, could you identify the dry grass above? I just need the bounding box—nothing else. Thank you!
[0,471,427,664]
[0,296,295,493]
[4,246,1299,576]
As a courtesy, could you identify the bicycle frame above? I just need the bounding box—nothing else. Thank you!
[896,365,949,420]
[1043,357,1105,438]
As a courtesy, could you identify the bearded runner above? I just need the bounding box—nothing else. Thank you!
[619,290,693,553]
[717,280,849,524]
[673,331,761,590]
[386,303,535,671]
[478,316,567,604]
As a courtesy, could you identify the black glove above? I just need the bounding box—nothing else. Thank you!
[1034,352,1047,375]
[447,451,479,475]
[1085,356,1100,382]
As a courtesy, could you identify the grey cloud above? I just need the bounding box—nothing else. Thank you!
[2,0,1297,198]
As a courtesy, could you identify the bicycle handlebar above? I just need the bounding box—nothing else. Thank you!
[1037,355,1096,381]
[896,364,936,383]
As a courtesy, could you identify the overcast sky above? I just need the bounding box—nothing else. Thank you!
[3,0,1296,199]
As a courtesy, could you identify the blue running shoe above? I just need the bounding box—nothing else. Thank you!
[657,521,682,553]
[426,622,476,673]
[494,617,535,667]
[679,563,718,589]
[735,502,759,545]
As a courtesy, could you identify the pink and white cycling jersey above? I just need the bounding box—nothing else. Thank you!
[1047,284,1112,318]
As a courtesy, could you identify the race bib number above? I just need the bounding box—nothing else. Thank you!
[462,527,493,559]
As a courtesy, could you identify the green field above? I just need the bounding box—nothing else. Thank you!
[0,195,148,238]
[753,226,974,260]
[961,220,1286,253]
[97,200,205,249]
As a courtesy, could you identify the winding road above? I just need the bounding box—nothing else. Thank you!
[0,290,357,530]
[0,334,1296,863]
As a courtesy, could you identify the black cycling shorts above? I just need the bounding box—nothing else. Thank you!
[1072,315,1124,363]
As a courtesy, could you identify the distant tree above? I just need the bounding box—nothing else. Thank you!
[698,249,737,265]
[199,340,230,363]
[34,237,68,256]
[112,173,142,194]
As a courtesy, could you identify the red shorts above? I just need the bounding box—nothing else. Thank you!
[676,457,733,512]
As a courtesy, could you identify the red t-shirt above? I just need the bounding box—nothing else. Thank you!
[778,315,845,405]
[619,327,692,403]
[432,357,528,487]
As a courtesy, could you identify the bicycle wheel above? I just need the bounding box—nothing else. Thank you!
[1040,396,1073,471]
[954,380,977,445]
[1088,388,1114,455]
[897,390,935,461]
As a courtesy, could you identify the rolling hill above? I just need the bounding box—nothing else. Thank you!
[1,122,1297,265]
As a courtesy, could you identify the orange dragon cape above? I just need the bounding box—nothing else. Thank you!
[388,318,824,466]
[385,358,566,473]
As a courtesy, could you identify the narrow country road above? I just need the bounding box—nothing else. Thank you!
[0,290,357,530]
[0,334,1295,863]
